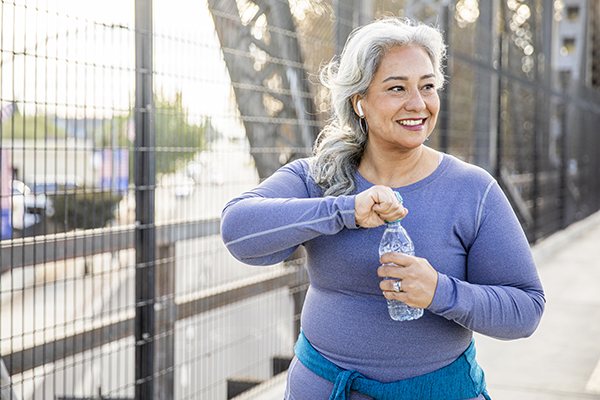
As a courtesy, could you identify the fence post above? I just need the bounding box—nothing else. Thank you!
[155,244,176,400]
[472,0,500,173]
[334,0,355,56]
[559,72,570,230]
[135,0,156,398]
[438,2,452,154]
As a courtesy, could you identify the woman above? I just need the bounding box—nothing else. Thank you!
[221,17,545,400]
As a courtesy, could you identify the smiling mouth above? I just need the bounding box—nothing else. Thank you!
[397,118,426,127]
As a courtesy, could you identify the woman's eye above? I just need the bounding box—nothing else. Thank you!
[390,86,405,92]
[422,84,435,91]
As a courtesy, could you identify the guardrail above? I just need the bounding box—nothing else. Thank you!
[3,260,308,376]
[1,219,220,272]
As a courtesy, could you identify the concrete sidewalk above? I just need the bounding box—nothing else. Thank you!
[476,211,600,399]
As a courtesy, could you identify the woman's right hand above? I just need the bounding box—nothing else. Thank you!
[354,185,408,228]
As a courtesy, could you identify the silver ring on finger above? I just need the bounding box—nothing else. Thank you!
[393,280,403,293]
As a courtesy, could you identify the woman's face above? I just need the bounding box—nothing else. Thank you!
[358,45,440,152]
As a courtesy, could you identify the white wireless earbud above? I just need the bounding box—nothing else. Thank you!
[357,100,364,117]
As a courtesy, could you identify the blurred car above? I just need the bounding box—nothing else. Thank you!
[186,161,203,182]
[210,167,224,186]
[29,174,82,196]
[10,180,51,230]
[27,174,82,218]
[173,174,195,198]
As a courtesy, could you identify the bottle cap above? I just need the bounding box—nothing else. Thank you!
[395,192,403,203]
[385,192,404,224]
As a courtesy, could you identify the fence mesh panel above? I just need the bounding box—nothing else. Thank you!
[1,1,599,399]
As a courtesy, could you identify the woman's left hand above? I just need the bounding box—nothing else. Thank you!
[378,252,439,309]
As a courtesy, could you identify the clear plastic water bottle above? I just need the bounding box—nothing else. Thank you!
[378,193,424,321]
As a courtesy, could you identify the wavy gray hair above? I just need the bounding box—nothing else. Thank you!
[311,17,447,196]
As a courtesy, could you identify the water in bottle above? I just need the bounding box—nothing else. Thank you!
[378,193,424,321]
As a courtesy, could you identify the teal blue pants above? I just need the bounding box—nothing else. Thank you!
[294,330,491,400]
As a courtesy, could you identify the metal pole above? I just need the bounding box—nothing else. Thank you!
[358,0,373,26]
[334,0,354,56]
[334,0,342,56]
[559,72,569,231]
[135,0,156,398]
[495,6,505,180]
[472,0,499,173]
[536,0,556,234]
[155,245,175,400]
[438,3,451,154]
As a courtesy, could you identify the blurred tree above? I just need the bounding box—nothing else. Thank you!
[153,92,212,175]
[1,108,66,139]
[51,190,124,232]
[116,92,212,177]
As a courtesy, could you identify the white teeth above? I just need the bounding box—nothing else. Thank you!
[398,119,424,126]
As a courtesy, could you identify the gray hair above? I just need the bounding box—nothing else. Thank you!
[311,17,447,196]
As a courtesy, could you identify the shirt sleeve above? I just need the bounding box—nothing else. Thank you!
[221,160,357,265]
[428,181,546,340]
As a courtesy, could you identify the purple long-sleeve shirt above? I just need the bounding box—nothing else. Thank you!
[221,154,545,395]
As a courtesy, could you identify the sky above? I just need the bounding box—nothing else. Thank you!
[0,0,244,137]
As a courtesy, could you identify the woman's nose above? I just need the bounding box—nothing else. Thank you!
[405,90,426,111]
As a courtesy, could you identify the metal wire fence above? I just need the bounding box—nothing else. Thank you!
[0,0,599,399]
